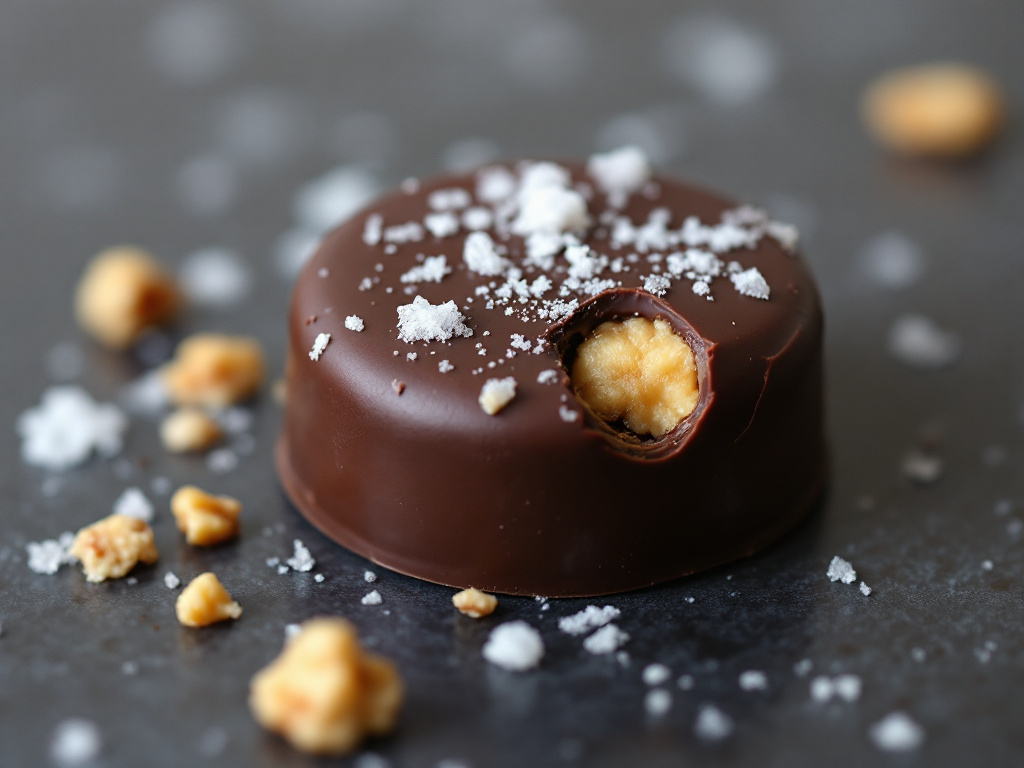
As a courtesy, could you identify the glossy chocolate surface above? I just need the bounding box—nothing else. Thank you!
[278,163,826,596]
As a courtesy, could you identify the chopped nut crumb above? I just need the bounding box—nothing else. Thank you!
[175,572,242,627]
[452,588,498,618]
[171,485,241,546]
[69,514,159,583]
[249,618,404,755]
[862,63,1004,158]
[74,246,182,349]
[160,408,223,453]
[162,333,265,407]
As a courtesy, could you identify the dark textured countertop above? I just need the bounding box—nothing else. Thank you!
[1,2,1022,766]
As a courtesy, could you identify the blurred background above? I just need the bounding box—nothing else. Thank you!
[1,1,1022,766]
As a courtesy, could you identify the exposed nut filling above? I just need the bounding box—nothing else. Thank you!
[570,317,698,438]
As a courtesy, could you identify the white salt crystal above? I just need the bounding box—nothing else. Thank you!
[558,405,580,423]
[537,369,560,385]
[730,266,770,300]
[27,532,75,575]
[396,296,473,343]
[833,674,862,702]
[860,582,872,596]
[582,624,630,655]
[810,676,834,702]
[179,248,252,307]
[287,539,315,572]
[18,386,128,471]
[462,206,493,231]
[558,605,621,635]
[314,573,325,583]
[119,370,169,416]
[294,165,379,232]
[364,570,377,582]
[644,689,673,716]
[428,187,472,211]
[424,212,460,238]
[463,231,509,277]
[113,487,154,522]
[738,670,768,691]
[50,718,102,768]
[482,621,544,671]
[642,663,672,686]
[309,332,331,361]
[362,214,383,246]
[643,274,671,297]
[400,255,451,284]
[827,555,857,584]
[587,146,651,208]
[361,590,382,606]
[694,704,734,741]
[869,712,925,752]
[511,186,589,237]
[164,572,181,589]
[345,315,365,332]
[478,377,517,416]
[888,314,960,369]
[438,360,455,373]
[476,166,517,203]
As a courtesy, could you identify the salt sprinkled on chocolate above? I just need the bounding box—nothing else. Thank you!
[587,145,651,209]
[463,231,509,277]
[482,621,544,671]
[730,266,770,300]
[308,333,331,361]
[362,214,383,246]
[400,256,451,285]
[424,212,460,238]
[344,316,365,332]
[396,296,473,343]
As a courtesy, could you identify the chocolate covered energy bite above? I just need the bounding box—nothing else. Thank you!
[278,147,826,597]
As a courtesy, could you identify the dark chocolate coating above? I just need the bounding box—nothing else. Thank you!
[277,164,826,597]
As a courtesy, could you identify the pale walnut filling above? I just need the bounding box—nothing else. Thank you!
[571,317,698,438]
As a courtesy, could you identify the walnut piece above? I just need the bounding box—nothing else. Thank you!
[171,485,241,546]
[69,514,159,583]
[452,588,498,618]
[175,572,242,627]
[162,333,265,408]
[160,408,223,453]
[250,618,404,755]
[74,246,182,349]
[571,317,698,438]
[862,63,1004,158]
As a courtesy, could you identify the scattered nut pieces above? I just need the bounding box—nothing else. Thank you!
[862,63,1004,158]
[69,514,159,583]
[160,408,223,453]
[175,572,242,627]
[162,333,265,408]
[171,485,241,546]
[572,317,698,437]
[452,588,498,618]
[249,618,403,755]
[74,246,182,349]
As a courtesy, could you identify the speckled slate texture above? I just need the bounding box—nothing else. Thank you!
[1,1,1022,766]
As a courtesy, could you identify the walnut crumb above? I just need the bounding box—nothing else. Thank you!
[171,485,241,546]
[160,408,223,453]
[175,572,242,627]
[452,588,498,618]
[74,246,182,349]
[249,618,403,755]
[162,333,264,408]
[69,514,159,583]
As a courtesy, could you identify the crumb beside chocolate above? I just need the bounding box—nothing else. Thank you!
[171,485,241,546]
[452,588,498,618]
[175,572,242,627]
[862,63,1004,158]
[162,333,265,407]
[69,514,159,583]
[249,618,403,755]
[74,246,182,349]
[160,408,224,453]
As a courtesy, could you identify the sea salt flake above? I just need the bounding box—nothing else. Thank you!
[694,704,734,741]
[642,663,672,686]
[438,360,455,373]
[583,624,630,655]
[483,621,544,671]
[479,377,517,416]
[537,369,560,385]
[180,248,252,307]
[383,222,425,244]
[113,487,154,522]
[587,146,651,208]
[827,555,857,584]
[27,532,75,575]
[739,670,768,691]
[834,674,862,702]
[361,590,382,606]
[164,572,181,589]
[510,334,532,352]
[511,186,589,237]
[730,267,770,300]
[859,582,872,596]
[644,689,673,717]
[18,386,128,471]
[50,718,102,768]
[428,187,472,211]
[406,353,418,362]
[462,206,493,231]
[476,166,517,203]
[424,211,460,238]
[643,274,671,297]
[401,255,451,284]
[558,405,580,423]
[286,539,315,572]
[309,332,331,360]
[396,296,473,343]
[870,712,925,752]
[463,231,509,276]
[364,570,377,583]
[362,214,383,245]
[559,605,621,635]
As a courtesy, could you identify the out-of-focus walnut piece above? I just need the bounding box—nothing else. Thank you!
[69,514,159,583]
[171,485,241,546]
[862,63,1004,158]
[571,317,698,438]
[162,333,265,408]
[176,572,242,627]
[249,618,403,755]
[160,408,223,453]
[452,588,498,618]
[75,246,182,349]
